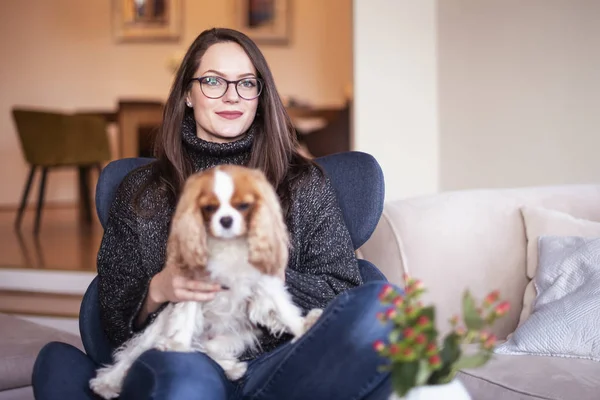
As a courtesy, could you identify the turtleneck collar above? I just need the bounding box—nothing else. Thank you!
[181,111,254,171]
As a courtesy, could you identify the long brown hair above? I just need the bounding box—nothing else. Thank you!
[142,28,315,215]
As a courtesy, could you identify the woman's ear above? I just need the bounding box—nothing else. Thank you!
[167,174,207,268]
[247,171,290,276]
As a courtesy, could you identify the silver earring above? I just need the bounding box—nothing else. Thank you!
[186,100,192,107]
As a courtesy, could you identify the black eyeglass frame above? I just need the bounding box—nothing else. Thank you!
[190,76,264,100]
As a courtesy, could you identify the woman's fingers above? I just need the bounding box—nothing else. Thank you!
[184,280,223,292]
[174,288,218,302]
[172,275,223,292]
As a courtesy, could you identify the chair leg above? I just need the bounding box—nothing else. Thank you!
[95,163,102,176]
[34,168,48,235]
[15,166,37,231]
[78,166,92,224]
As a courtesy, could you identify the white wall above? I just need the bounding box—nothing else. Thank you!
[353,0,439,201]
[353,0,600,201]
[0,0,352,207]
[438,0,600,191]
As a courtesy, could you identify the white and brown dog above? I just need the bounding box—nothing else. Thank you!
[90,165,322,399]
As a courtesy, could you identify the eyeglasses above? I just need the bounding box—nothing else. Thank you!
[190,76,263,100]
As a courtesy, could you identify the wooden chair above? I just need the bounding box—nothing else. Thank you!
[12,108,112,233]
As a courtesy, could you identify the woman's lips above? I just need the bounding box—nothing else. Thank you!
[216,111,243,120]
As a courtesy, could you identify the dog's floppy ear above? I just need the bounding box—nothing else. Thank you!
[167,173,208,268]
[247,170,290,276]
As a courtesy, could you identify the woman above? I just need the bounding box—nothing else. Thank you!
[33,28,395,400]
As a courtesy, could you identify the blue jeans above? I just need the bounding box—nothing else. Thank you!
[32,281,395,399]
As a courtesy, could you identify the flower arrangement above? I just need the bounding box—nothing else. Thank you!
[373,275,510,397]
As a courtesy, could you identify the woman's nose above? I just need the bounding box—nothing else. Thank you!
[223,83,240,102]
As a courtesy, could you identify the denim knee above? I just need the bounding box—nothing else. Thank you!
[33,341,97,400]
[345,282,401,351]
[121,349,234,400]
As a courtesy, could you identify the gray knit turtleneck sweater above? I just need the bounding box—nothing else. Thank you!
[97,114,363,360]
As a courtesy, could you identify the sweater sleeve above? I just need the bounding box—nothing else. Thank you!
[96,173,155,346]
[285,167,363,312]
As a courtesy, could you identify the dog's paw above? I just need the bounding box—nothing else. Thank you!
[304,308,323,331]
[155,337,191,352]
[291,308,323,344]
[219,360,248,381]
[89,375,121,399]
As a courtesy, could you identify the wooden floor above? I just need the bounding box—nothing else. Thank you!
[0,205,103,271]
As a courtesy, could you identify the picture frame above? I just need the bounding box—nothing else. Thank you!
[112,0,182,42]
[235,0,291,45]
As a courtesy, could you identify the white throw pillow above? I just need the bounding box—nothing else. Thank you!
[518,206,600,326]
[497,236,600,361]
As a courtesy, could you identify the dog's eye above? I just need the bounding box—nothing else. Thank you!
[202,204,218,213]
[236,202,251,211]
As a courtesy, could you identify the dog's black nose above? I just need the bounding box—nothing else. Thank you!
[220,216,233,228]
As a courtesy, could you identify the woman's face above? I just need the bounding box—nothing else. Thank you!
[186,42,260,143]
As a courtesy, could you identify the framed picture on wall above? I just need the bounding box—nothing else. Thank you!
[112,0,182,42]
[235,0,291,45]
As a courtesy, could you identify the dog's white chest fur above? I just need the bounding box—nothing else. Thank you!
[191,238,263,351]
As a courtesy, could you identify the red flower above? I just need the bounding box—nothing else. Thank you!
[385,308,397,318]
[392,296,404,307]
[484,290,500,306]
[390,344,400,354]
[403,327,415,339]
[495,301,510,316]
[429,354,442,367]
[403,348,414,357]
[426,343,437,355]
[415,334,426,344]
[484,334,497,349]
[449,315,459,327]
[373,340,385,352]
[378,284,394,300]
[417,316,429,326]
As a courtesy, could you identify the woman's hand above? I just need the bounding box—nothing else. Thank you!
[137,262,224,327]
[150,263,224,304]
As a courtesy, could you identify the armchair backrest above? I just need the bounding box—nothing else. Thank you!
[83,151,385,365]
[95,152,384,249]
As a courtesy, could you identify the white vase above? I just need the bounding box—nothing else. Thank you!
[389,379,471,400]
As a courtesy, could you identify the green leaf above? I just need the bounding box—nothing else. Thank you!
[415,359,432,386]
[389,328,402,344]
[391,361,419,396]
[440,333,461,364]
[453,352,493,371]
[427,333,461,384]
[419,306,435,322]
[462,290,484,330]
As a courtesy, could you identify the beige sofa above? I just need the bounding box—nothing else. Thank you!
[0,314,82,400]
[358,184,600,400]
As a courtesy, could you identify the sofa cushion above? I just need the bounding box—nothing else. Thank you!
[0,313,82,391]
[519,207,600,326]
[497,236,600,361]
[459,353,600,400]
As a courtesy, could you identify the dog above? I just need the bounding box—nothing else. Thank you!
[90,165,323,399]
